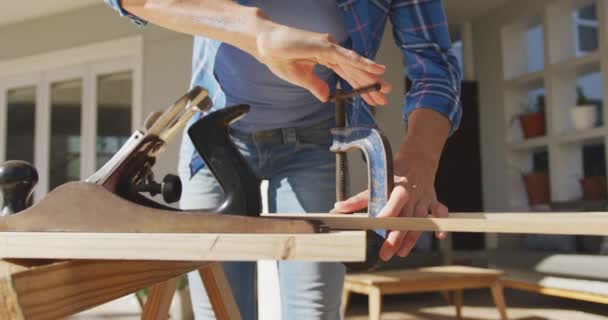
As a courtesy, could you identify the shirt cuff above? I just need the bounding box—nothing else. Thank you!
[105,0,148,26]
[403,91,462,136]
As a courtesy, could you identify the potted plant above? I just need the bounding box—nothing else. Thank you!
[570,87,597,131]
[580,163,607,201]
[522,170,551,205]
[517,95,546,139]
[512,164,551,206]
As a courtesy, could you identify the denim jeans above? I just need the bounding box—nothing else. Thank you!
[178,117,345,320]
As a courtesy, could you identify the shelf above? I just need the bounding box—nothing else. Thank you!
[509,136,549,152]
[551,51,601,74]
[504,70,544,89]
[559,126,607,144]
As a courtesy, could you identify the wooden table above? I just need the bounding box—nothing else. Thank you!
[341,265,508,320]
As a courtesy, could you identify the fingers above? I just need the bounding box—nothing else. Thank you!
[291,64,330,101]
[333,190,369,213]
[329,45,386,75]
[396,200,429,257]
[397,231,422,257]
[377,185,409,218]
[379,231,405,261]
[341,65,393,105]
[431,201,449,239]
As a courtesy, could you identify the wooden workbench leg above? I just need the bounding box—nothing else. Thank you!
[453,289,463,320]
[340,285,351,319]
[490,282,509,320]
[368,286,382,320]
[141,277,178,320]
[199,263,242,320]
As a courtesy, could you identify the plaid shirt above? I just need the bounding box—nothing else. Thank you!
[106,0,462,177]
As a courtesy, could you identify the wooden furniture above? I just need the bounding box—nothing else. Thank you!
[488,250,608,305]
[501,268,608,304]
[341,265,508,320]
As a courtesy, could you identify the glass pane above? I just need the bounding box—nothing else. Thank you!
[50,79,82,190]
[525,24,544,73]
[96,71,132,169]
[577,70,603,127]
[527,87,545,113]
[574,3,599,56]
[6,87,36,163]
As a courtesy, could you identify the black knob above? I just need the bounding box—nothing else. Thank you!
[0,160,38,216]
[161,174,182,204]
[137,173,182,204]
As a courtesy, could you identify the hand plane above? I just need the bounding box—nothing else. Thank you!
[0,87,323,234]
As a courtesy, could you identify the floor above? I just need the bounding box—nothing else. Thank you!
[71,288,608,319]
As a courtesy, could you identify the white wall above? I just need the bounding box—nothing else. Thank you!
[472,0,554,248]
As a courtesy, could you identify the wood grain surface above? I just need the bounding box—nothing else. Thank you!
[0,231,366,262]
[268,213,608,236]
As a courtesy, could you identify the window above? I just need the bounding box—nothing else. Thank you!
[526,24,544,73]
[0,37,142,199]
[6,87,36,163]
[573,3,599,56]
[96,72,133,169]
[49,79,83,189]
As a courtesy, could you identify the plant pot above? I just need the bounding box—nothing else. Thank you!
[519,112,546,139]
[580,176,607,201]
[522,172,550,205]
[570,105,597,131]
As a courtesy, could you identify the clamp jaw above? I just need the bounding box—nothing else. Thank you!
[330,84,394,270]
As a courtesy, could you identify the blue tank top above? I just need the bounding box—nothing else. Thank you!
[214,0,348,132]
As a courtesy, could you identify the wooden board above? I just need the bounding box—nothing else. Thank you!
[1,260,207,320]
[268,213,608,236]
[0,231,366,262]
[0,182,322,234]
[199,263,242,320]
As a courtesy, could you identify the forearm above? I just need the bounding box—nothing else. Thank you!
[121,0,277,57]
[395,108,450,173]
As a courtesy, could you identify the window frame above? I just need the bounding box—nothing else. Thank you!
[0,36,143,200]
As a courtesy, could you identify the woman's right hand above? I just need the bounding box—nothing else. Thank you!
[255,26,392,105]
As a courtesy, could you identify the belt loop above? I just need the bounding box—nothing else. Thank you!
[282,127,297,145]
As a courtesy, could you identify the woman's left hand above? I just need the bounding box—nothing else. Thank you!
[333,140,448,261]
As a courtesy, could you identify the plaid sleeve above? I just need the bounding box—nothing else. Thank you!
[390,0,462,134]
[104,0,148,26]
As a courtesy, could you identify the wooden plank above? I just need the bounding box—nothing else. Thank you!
[0,231,366,262]
[268,213,608,236]
[141,277,178,320]
[0,261,27,320]
[199,263,241,320]
[5,260,206,320]
[0,182,321,234]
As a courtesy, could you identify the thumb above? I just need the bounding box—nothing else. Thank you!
[333,190,369,213]
[302,72,330,102]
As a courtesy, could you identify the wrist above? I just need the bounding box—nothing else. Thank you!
[394,139,441,175]
[240,6,278,58]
